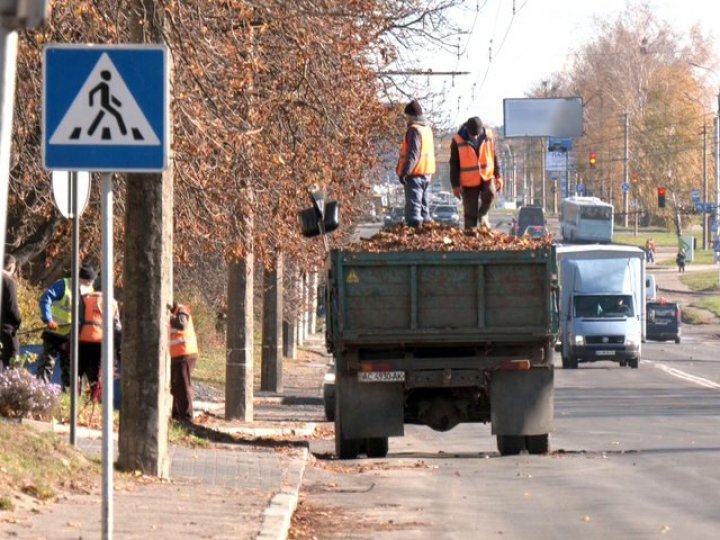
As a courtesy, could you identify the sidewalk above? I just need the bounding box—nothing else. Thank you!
[0,332,331,540]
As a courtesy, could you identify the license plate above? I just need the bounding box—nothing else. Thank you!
[357,371,405,383]
[596,350,616,356]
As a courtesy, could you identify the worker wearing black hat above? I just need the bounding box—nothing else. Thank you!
[36,263,96,390]
[449,116,503,229]
[395,99,436,227]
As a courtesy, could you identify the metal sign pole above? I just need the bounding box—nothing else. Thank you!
[0,25,18,313]
[101,172,114,539]
[70,171,79,446]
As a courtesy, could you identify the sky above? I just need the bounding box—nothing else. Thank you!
[417,0,720,129]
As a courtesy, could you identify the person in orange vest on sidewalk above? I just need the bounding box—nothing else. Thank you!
[449,117,503,230]
[169,302,199,423]
[396,99,436,227]
[78,289,121,401]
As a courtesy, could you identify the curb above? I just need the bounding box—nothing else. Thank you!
[256,445,309,540]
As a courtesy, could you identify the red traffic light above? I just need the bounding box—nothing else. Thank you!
[658,187,666,208]
[589,152,597,167]
[657,187,666,196]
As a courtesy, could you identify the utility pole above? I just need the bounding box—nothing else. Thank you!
[0,0,48,309]
[622,113,629,228]
[702,121,708,250]
[540,138,546,211]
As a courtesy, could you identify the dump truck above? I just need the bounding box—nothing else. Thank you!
[325,245,559,459]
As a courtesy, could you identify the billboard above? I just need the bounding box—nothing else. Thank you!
[503,97,583,138]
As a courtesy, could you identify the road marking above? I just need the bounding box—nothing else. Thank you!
[643,360,720,389]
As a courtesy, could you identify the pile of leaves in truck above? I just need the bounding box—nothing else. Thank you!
[346,222,552,252]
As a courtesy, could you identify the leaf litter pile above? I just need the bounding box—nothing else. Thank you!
[348,222,553,252]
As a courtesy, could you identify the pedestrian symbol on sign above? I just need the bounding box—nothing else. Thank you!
[49,53,160,146]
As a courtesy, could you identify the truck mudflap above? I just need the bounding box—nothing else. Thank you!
[336,370,404,439]
[489,367,554,436]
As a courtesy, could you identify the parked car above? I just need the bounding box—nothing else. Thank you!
[383,206,405,228]
[515,205,546,236]
[646,301,681,343]
[523,225,550,240]
[431,204,460,227]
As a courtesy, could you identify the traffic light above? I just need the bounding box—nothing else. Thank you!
[589,152,597,168]
[632,171,638,184]
[657,187,666,208]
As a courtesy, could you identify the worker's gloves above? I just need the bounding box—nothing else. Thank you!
[47,320,59,331]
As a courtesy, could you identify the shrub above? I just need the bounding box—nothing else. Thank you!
[0,367,60,420]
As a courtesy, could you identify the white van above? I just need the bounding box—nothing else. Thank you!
[646,274,657,302]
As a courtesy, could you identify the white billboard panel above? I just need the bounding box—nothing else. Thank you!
[503,97,583,138]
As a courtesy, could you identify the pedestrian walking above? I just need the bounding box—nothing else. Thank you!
[78,290,121,401]
[169,302,199,423]
[449,117,503,229]
[1,255,22,370]
[676,251,686,273]
[396,99,436,227]
[645,238,656,263]
[36,264,96,389]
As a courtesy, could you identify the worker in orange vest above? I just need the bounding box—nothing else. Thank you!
[78,289,121,401]
[450,117,503,229]
[396,98,436,227]
[169,302,199,423]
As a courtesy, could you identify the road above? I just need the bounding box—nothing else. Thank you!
[293,329,720,540]
[297,218,720,539]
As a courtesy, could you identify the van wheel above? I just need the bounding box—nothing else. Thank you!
[526,434,549,455]
[497,435,525,456]
[561,355,570,369]
[568,357,579,369]
[629,357,639,369]
[674,337,681,344]
[619,360,627,367]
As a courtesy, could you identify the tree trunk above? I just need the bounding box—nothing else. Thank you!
[261,253,283,393]
[225,253,254,420]
[117,0,173,477]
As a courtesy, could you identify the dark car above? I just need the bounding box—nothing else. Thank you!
[646,301,681,343]
[515,205,546,236]
[383,206,405,228]
[431,204,460,227]
[522,225,549,240]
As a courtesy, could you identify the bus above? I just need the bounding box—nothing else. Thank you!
[560,196,614,243]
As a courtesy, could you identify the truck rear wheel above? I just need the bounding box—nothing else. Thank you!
[629,357,639,369]
[526,434,549,455]
[365,437,389,458]
[497,435,525,456]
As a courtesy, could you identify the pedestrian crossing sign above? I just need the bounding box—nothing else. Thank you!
[43,44,168,172]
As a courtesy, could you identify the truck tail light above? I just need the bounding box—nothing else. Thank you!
[497,360,531,371]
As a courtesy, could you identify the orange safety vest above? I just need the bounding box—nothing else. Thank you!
[396,123,436,177]
[453,128,496,187]
[79,292,113,343]
[169,305,199,358]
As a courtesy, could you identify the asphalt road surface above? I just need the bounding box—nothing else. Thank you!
[295,330,720,540]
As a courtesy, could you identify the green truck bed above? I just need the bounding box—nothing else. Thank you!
[327,247,558,348]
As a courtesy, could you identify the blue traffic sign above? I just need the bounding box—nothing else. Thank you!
[576,183,585,194]
[621,182,630,193]
[43,44,168,172]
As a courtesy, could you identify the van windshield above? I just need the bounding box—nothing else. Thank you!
[574,294,634,318]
